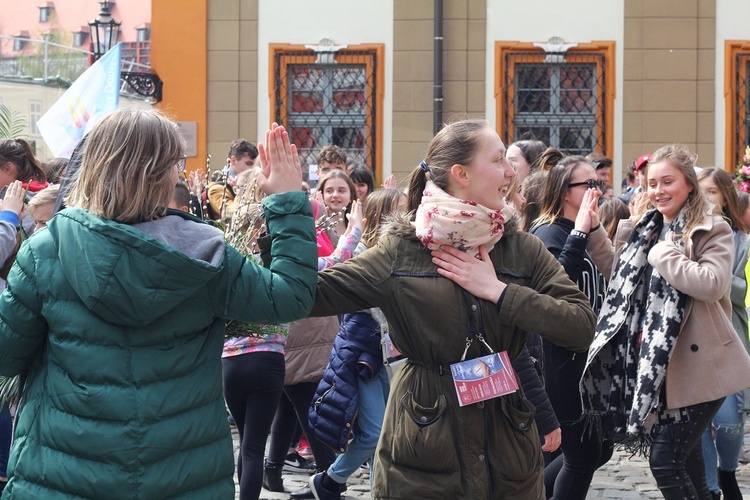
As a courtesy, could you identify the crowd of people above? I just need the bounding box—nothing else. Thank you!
[0,109,749,500]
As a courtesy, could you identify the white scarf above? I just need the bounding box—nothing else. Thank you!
[415,181,514,258]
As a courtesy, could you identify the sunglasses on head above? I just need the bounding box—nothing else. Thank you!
[568,179,605,190]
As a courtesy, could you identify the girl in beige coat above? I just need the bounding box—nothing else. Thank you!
[581,144,750,500]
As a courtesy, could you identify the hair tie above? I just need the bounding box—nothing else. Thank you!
[419,161,430,174]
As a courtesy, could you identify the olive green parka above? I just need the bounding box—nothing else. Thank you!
[311,216,596,499]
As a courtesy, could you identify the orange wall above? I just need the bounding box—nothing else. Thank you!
[151,0,206,172]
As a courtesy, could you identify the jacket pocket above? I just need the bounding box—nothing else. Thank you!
[493,395,541,481]
[391,391,458,473]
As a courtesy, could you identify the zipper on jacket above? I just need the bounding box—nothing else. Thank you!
[390,271,442,278]
[313,384,334,411]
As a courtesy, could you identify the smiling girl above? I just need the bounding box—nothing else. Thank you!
[582,145,750,499]
[317,170,356,243]
[308,119,596,499]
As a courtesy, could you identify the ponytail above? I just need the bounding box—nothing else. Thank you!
[406,164,428,215]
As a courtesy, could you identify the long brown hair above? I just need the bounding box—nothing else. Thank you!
[698,167,748,233]
[533,155,591,229]
[0,138,46,185]
[406,119,490,215]
[361,189,404,248]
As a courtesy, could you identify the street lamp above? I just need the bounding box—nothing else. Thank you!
[88,1,163,102]
[88,2,120,58]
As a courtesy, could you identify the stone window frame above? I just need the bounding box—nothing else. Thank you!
[269,43,385,184]
[494,41,615,156]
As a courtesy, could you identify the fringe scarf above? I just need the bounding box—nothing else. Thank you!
[415,181,514,258]
[580,208,689,455]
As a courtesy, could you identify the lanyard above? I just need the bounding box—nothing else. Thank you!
[459,290,495,362]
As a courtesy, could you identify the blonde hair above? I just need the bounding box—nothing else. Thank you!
[66,109,185,224]
[641,144,708,240]
[28,184,60,218]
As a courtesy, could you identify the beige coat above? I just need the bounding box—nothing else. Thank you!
[284,316,339,385]
[589,215,750,409]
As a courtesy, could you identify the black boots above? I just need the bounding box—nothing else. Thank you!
[718,469,742,500]
[262,464,286,493]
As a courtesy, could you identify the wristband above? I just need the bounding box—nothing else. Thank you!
[590,223,601,232]
[571,229,588,240]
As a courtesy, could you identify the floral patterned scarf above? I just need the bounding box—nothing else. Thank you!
[415,181,514,258]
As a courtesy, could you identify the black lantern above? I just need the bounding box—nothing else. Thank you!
[87,1,163,102]
[88,2,121,60]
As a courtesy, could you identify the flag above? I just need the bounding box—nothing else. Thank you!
[37,43,122,158]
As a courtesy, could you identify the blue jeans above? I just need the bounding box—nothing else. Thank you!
[327,368,389,484]
[0,401,12,478]
[701,392,744,493]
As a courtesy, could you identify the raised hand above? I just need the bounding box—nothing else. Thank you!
[381,175,397,190]
[1,181,25,216]
[574,188,599,233]
[343,200,364,236]
[431,245,507,302]
[256,124,302,195]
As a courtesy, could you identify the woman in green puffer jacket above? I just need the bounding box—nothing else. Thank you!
[0,110,317,499]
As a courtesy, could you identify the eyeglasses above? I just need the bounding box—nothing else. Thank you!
[177,155,187,173]
[568,179,605,190]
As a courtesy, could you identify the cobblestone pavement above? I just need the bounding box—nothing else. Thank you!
[231,427,750,499]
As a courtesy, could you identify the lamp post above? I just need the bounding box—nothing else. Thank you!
[89,1,120,58]
[88,1,163,102]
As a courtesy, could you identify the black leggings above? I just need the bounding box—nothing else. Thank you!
[222,352,285,500]
[649,398,724,500]
[544,419,614,499]
[266,382,336,470]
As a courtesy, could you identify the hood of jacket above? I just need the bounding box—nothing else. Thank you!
[45,208,226,327]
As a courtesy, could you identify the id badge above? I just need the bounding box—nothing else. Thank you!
[450,351,519,407]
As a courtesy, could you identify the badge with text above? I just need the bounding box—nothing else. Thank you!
[450,351,518,407]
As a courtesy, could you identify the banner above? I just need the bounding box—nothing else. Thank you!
[37,43,122,158]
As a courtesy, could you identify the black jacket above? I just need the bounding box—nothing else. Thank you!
[532,218,604,421]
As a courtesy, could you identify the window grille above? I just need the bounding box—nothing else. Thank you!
[503,51,607,156]
[735,52,750,163]
[273,49,378,183]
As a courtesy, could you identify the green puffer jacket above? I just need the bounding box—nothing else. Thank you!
[0,192,316,499]
[311,215,596,499]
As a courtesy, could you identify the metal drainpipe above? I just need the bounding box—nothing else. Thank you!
[433,0,444,134]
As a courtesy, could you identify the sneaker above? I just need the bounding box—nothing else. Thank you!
[309,472,342,500]
[284,451,316,473]
[297,433,314,459]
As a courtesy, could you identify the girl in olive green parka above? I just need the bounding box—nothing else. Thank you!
[311,120,596,500]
